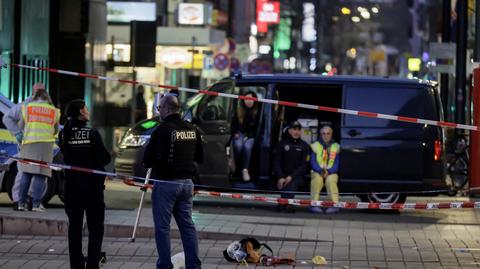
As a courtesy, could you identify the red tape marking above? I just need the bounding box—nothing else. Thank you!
[199,90,219,96]
[438,121,458,128]
[358,111,379,118]
[278,100,298,107]
[238,95,258,101]
[397,116,418,123]
[79,73,98,79]
[118,79,138,85]
[317,106,338,113]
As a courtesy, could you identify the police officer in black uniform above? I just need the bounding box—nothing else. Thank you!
[59,99,111,269]
[143,93,203,269]
[272,120,310,213]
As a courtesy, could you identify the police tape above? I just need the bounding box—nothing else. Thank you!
[193,190,480,210]
[7,63,480,132]
[2,153,480,211]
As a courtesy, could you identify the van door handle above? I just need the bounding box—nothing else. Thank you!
[219,126,227,132]
[348,129,361,137]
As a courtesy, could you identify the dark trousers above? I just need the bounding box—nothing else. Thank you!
[278,176,303,199]
[65,195,105,269]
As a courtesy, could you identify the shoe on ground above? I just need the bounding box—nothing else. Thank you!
[242,169,251,182]
[309,206,323,214]
[17,204,25,211]
[324,207,339,214]
[26,197,33,211]
[12,202,20,211]
[32,204,46,212]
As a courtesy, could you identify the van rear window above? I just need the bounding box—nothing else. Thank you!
[344,86,437,128]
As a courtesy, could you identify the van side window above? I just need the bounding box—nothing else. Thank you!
[196,83,233,122]
[344,87,435,127]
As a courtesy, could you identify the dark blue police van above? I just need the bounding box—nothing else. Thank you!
[115,74,447,204]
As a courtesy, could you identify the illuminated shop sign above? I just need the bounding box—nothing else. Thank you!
[302,2,316,42]
[178,3,205,25]
[158,47,190,69]
[256,0,280,33]
[107,1,156,23]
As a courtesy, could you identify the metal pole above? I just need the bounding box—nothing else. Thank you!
[455,0,468,126]
[469,68,480,196]
[130,168,152,242]
[441,0,451,115]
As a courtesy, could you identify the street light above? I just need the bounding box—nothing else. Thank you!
[351,16,360,23]
[371,7,379,14]
[360,11,371,19]
[357,6,367,12]
[341,7,351,15]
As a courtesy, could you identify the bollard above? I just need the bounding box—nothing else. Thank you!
[470,67,480,196]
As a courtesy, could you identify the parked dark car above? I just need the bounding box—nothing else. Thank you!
[115,74,447,203]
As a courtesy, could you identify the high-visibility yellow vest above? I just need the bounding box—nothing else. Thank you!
[311,141,340,170]
[21,102,59,145]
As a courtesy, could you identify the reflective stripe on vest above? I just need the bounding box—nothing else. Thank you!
[311,141,340,170]
[21,102,58,144]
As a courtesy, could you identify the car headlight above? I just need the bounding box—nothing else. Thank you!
[119,134,150,148]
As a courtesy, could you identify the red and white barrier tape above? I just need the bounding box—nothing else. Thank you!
[2,153,479,211]
[8,63,480,132]
[195,190,480,210]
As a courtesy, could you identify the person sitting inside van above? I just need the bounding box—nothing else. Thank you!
[231,91,260,181]
[310,125,340,214]
[272,121,310,213]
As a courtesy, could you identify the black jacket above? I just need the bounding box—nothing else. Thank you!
[272,135,310,180]
[59,119,111,198]
[143,114,203,180]
[230,108,259,138]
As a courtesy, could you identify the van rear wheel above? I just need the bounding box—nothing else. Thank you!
[359,193,406,204]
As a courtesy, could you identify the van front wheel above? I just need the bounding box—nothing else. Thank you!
[359,193,406,204]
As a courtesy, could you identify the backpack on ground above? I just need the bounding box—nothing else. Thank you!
[223,237,294,266]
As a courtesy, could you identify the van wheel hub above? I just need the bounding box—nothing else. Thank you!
[364,192,406,204]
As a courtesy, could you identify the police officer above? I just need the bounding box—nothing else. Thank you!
[143,93,203,269]
[272,121,310,213]
[59,99,111,269]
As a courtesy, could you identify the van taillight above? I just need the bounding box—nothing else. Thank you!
[434,140,442,161]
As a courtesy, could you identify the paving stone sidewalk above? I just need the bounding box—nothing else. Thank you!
[2,196,480,268]
[1,235,480,269]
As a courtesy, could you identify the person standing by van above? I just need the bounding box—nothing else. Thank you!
[231,91,260,181]
[3,82,45,211]
[310,125,340,214]
[17,89,60,212]
[272,121,310,213]
[60,99,111,269]
[144,93,203,269]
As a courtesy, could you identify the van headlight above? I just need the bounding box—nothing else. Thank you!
[119,134,150,148]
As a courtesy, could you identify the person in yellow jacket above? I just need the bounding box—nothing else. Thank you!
[309,125,340,214]
[17,89,59,212]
